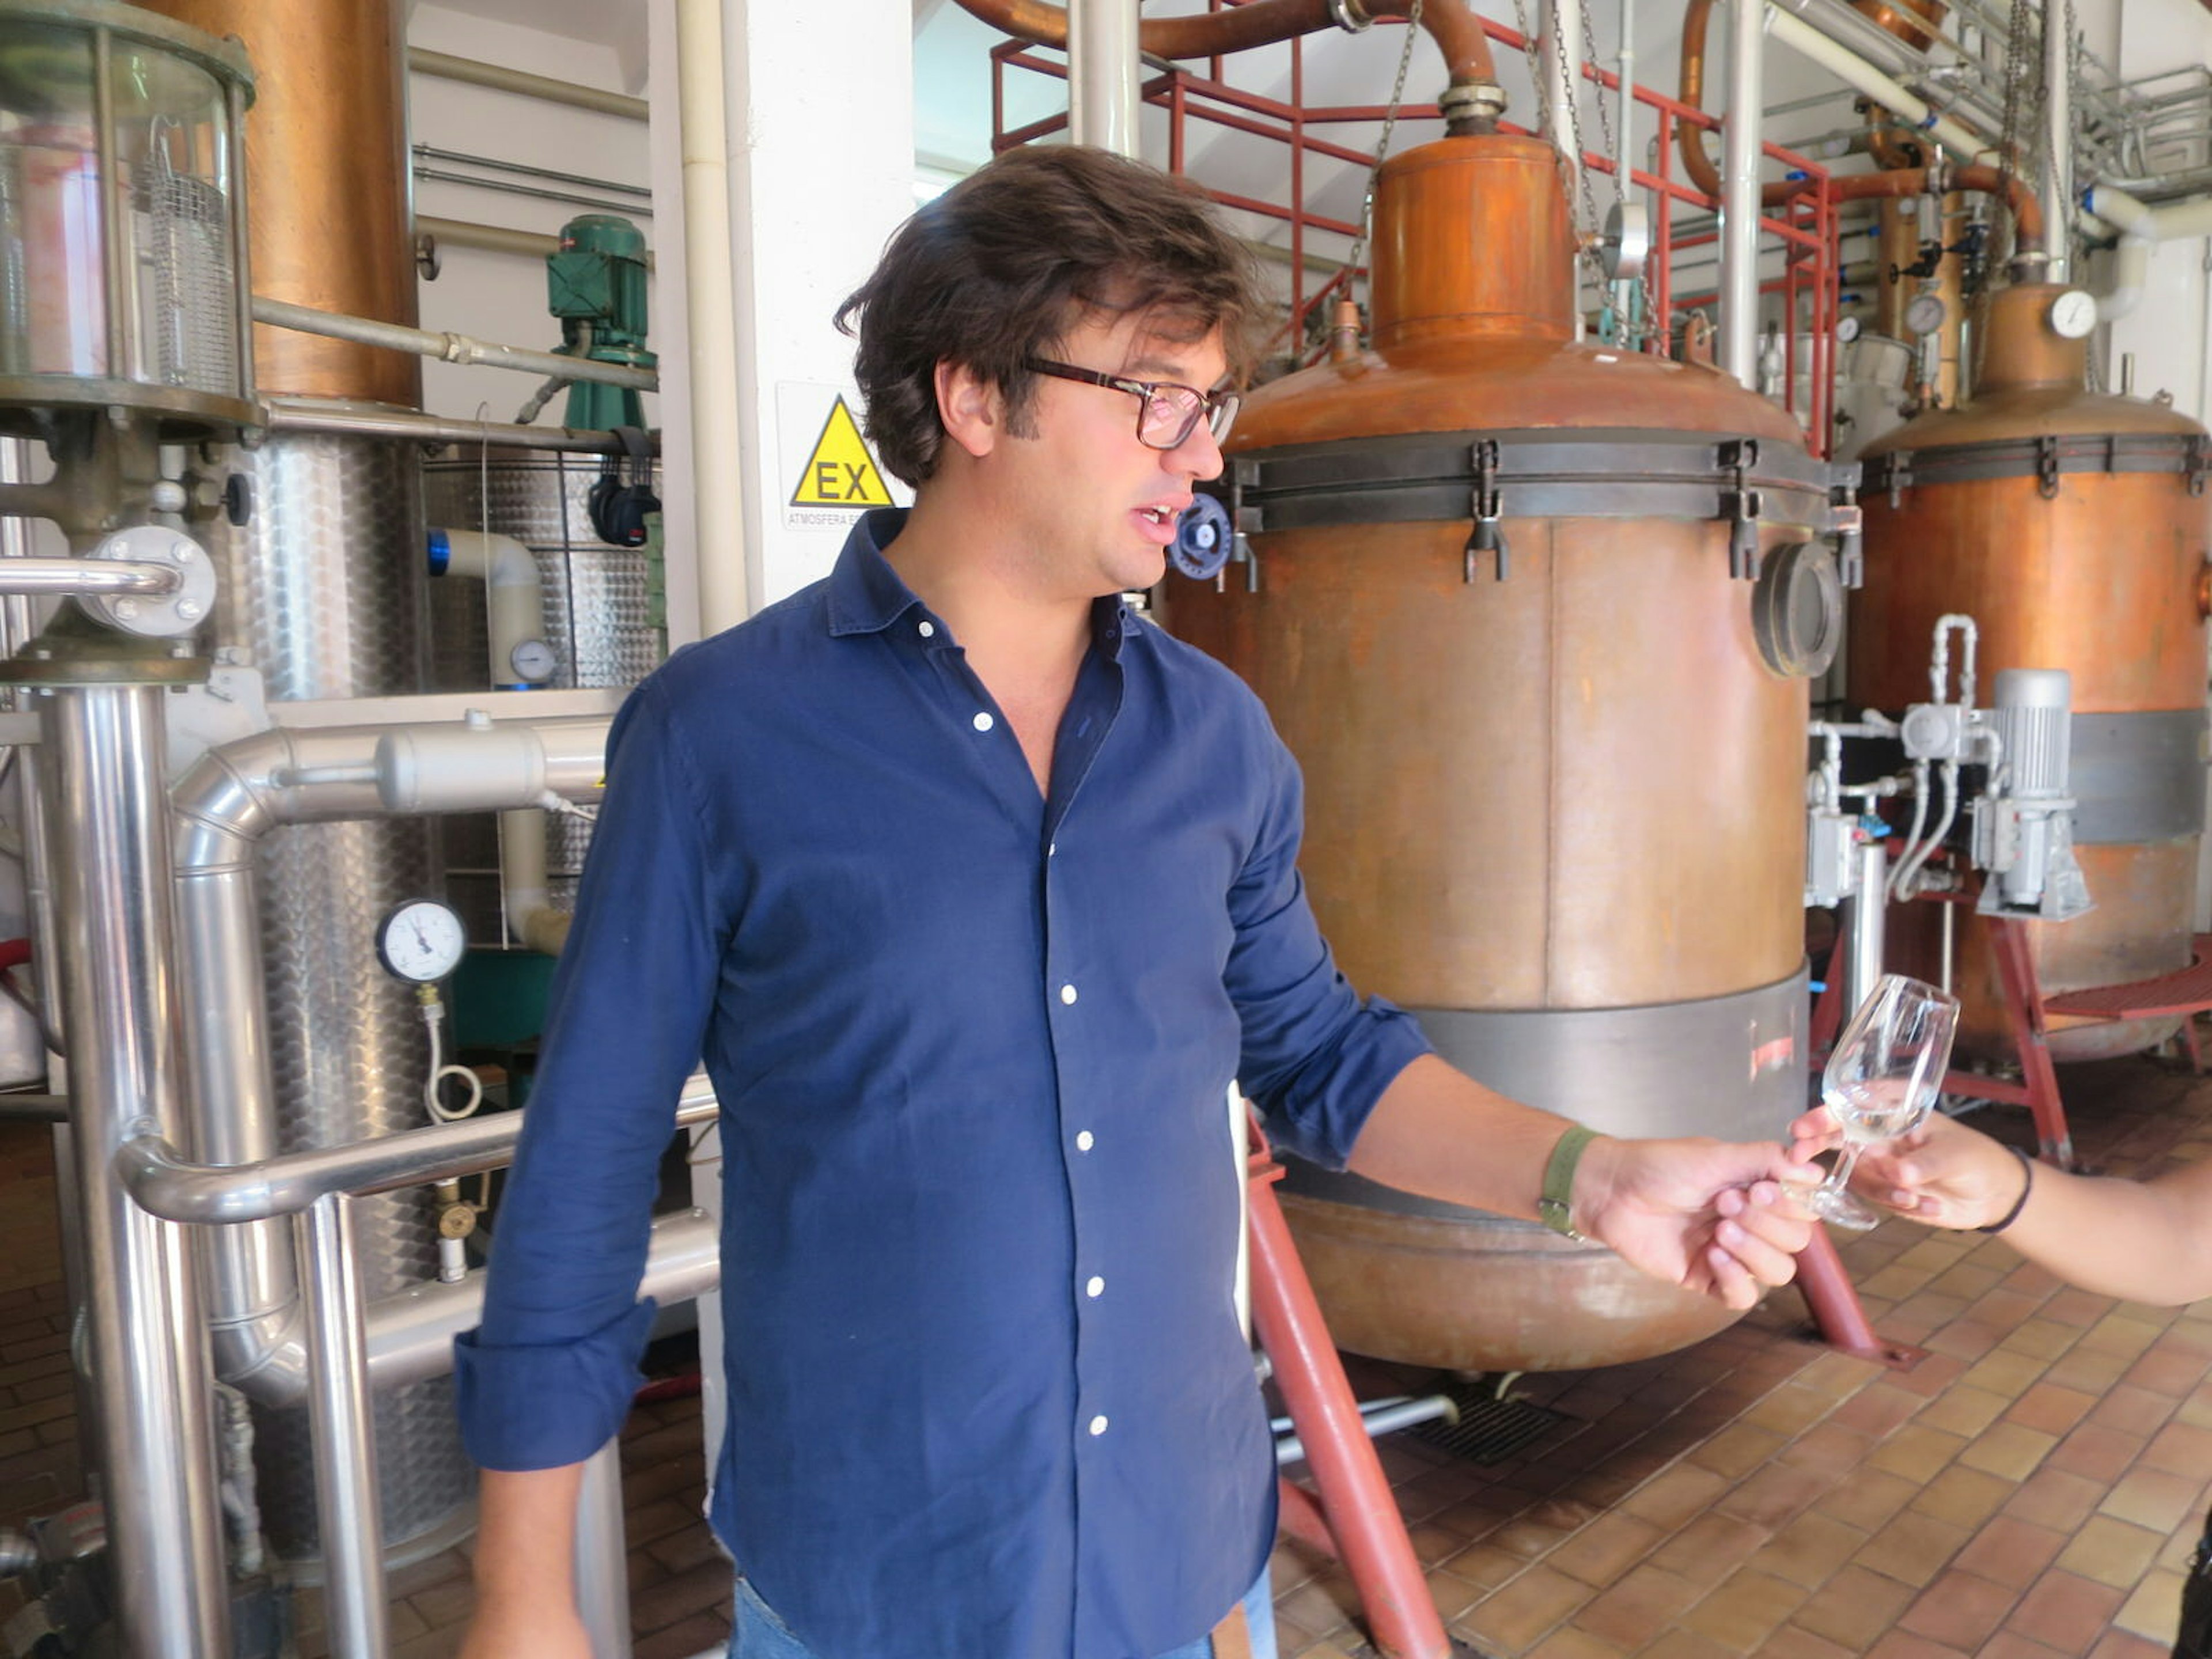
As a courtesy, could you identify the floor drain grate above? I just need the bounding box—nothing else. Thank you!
[1406,1385,1570,1465]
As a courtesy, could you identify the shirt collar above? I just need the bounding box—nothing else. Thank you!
[821,505,1138,660]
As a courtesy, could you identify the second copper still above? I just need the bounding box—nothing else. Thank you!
[1165,136,1857,1372]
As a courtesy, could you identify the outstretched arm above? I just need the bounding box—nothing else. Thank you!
[1350,1055,1817,1309]
[1791,1107,2212,1306]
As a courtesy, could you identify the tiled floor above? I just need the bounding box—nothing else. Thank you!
[5,1041,2212,1658]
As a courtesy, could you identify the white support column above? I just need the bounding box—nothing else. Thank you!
[1719,0,1764,388]
[1070,0,1141,157]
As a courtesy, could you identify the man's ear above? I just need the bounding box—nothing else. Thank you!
[934,359,1003,461]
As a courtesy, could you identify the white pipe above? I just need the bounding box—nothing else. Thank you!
[1541,0,1584,210]
[1070,0,1141,157]
[407,48,648,122]
[2042,0,2071,285]
[1720,0,1764,387]
[676,0,752,635]
[430,532,571,956]
[2085,184,2155,323]
[1764,7,1988,165]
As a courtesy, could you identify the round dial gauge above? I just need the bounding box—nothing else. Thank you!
[376,900,467,984]
[509,638,558,684]
[1904,294,1946,337]
[1835,315,1862,345]
[2048,289,2099,339]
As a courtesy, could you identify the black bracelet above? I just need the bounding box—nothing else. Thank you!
[1976,1145,2036,1234]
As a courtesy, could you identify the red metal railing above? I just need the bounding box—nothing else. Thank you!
[987,7,1838,452]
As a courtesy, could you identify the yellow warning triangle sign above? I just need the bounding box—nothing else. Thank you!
[790,396,894,509]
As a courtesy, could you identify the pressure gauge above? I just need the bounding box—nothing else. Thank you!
[1904,293,1946,338]
[1835,315,1862,346]
[2048,289,2099,340]
[508,638,558,684]
[376,900,467,984]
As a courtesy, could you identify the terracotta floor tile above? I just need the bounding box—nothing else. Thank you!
[1743,1386,1838,1438]
[1868,1423,1968,1482]
[1563,1563,1703,1652]
[1959,1422,2060,1483]
[1459,1563,1610,1653]
[2086,1630,2173,1658]
[2097,1382,2188,1438]
[2045,1286,2122,1327]
[2008,1381,2102,1437]
[2048,1422,2153,1484]
[1790,1562,1918,1649]
[1895,1565,2019,1649]
[1831,1382,1926,1440]
[2100,1465,2206,1534]
[1628,1632,1738,1659]
[1976,1634,2069,1659]
[1744,1511,1866,1591]
[2113,1567,2187,1644]
[1959,1347,2050,1399]
[1521,1626,1628,1659]
[1687,1422,1787,1481]
[2003,1569,2128,1653]
[1712,1462,1831,1531]
[2055,1514,2169,1589]
[1886,1351,1971,1400]
[2079,1314,2169,1362]
[2126,1345,2212,1399]
[1642,1510,1770,1590]
[1910,1464,2014,1529]
[1816,1468,1923,1532]
[1675,1566,1808,1650]
[1950,1514,2070,1590]
[1775,1422,1878,1483]
[1852,1509,1973,1589]
[2142,1419,2212,1478]
[1546,1510,1666,1590]
[2044,1345,2138,1396]
[2005,1465,2114,1532]
[1449,1540,1543,1591]
[1618,1464,1733,1531]
[1422,1566,1488,1623]
[1998,1318,2086,1362]
[1914,1384,2013,1439]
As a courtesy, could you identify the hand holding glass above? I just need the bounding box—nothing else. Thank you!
[1810,974,1960,1230]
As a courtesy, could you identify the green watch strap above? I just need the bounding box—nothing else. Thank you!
[1537,1123,1600,1241]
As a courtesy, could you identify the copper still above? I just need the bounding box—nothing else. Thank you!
[1164,136,1855,1371]
[1851,284,2212,1060]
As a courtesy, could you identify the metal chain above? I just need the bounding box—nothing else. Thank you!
[1512,0,1601,287]
[1996,0,2036,206]
[1578,0,1618,212]
[1344,0,1425,300]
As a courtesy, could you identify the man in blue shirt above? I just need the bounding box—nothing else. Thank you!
[453,146,1814,1659]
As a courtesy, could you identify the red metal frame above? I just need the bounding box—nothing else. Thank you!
[987,9,1838,449]
[1246,1124,1457,1659]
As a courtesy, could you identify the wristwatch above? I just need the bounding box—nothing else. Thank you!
[1538,1124,1600,1241]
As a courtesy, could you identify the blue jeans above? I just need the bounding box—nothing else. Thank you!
[730,1567,1278,1659]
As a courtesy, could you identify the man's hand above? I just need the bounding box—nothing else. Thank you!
[1573,1137,1820,1309]
[1788,1105,2023,1230]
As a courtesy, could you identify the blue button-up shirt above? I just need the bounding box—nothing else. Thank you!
[454,509,1430,1659]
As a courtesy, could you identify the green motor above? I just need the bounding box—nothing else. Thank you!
[546,214,656,431]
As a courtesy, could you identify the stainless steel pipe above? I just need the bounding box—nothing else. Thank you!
[1846,837,1888,1017]
[124,1072,718,1224]
[575,1438,632,1659]
[365,1207,720,1391]
[0,560,182,597]
[261,396,646,456]
[2041,0,2071,285]
[407,47,649,122]
[169,713,613,1405]
[36,682,229,1659]
[250,297,657,393]
[1719,0,1764,387]
[299,1193,387,1659]
[1069,0,1141,157]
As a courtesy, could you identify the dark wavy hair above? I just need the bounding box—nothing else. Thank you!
[835,146,1261,488]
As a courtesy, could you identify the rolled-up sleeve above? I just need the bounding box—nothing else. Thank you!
[1225,729,1431,1169]
[453,672,729,1470]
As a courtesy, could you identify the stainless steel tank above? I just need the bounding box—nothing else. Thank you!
[1165,134,1851,1372]
[1851,283,2212,1060]
[422,445,662,938]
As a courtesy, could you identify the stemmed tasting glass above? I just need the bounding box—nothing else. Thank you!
[1809,973,1960,1231]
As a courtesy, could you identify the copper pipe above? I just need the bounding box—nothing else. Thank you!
[1676,2,2042,260]
[954,0,1502,132]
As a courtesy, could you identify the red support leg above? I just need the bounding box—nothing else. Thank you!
[1796,1226,1922,1367]
[1247,1139,1454,1659]
[1984,916,2075,1168]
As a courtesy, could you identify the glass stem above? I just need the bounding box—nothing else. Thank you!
[1823,1141,1863,1204]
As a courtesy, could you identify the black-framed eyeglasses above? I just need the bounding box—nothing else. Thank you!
[1023,357,1241,451]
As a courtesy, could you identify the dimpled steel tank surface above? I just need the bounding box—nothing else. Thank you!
[1164,134,1833,1372]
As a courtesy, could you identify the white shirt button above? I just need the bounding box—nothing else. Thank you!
[1059,983,1078,1005]
[918,619,935,638]
[1075,1130,1094,1152]
[1088,1415,1109,1437]
[972,711,994,732]
[1085,1275,1105,1298]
